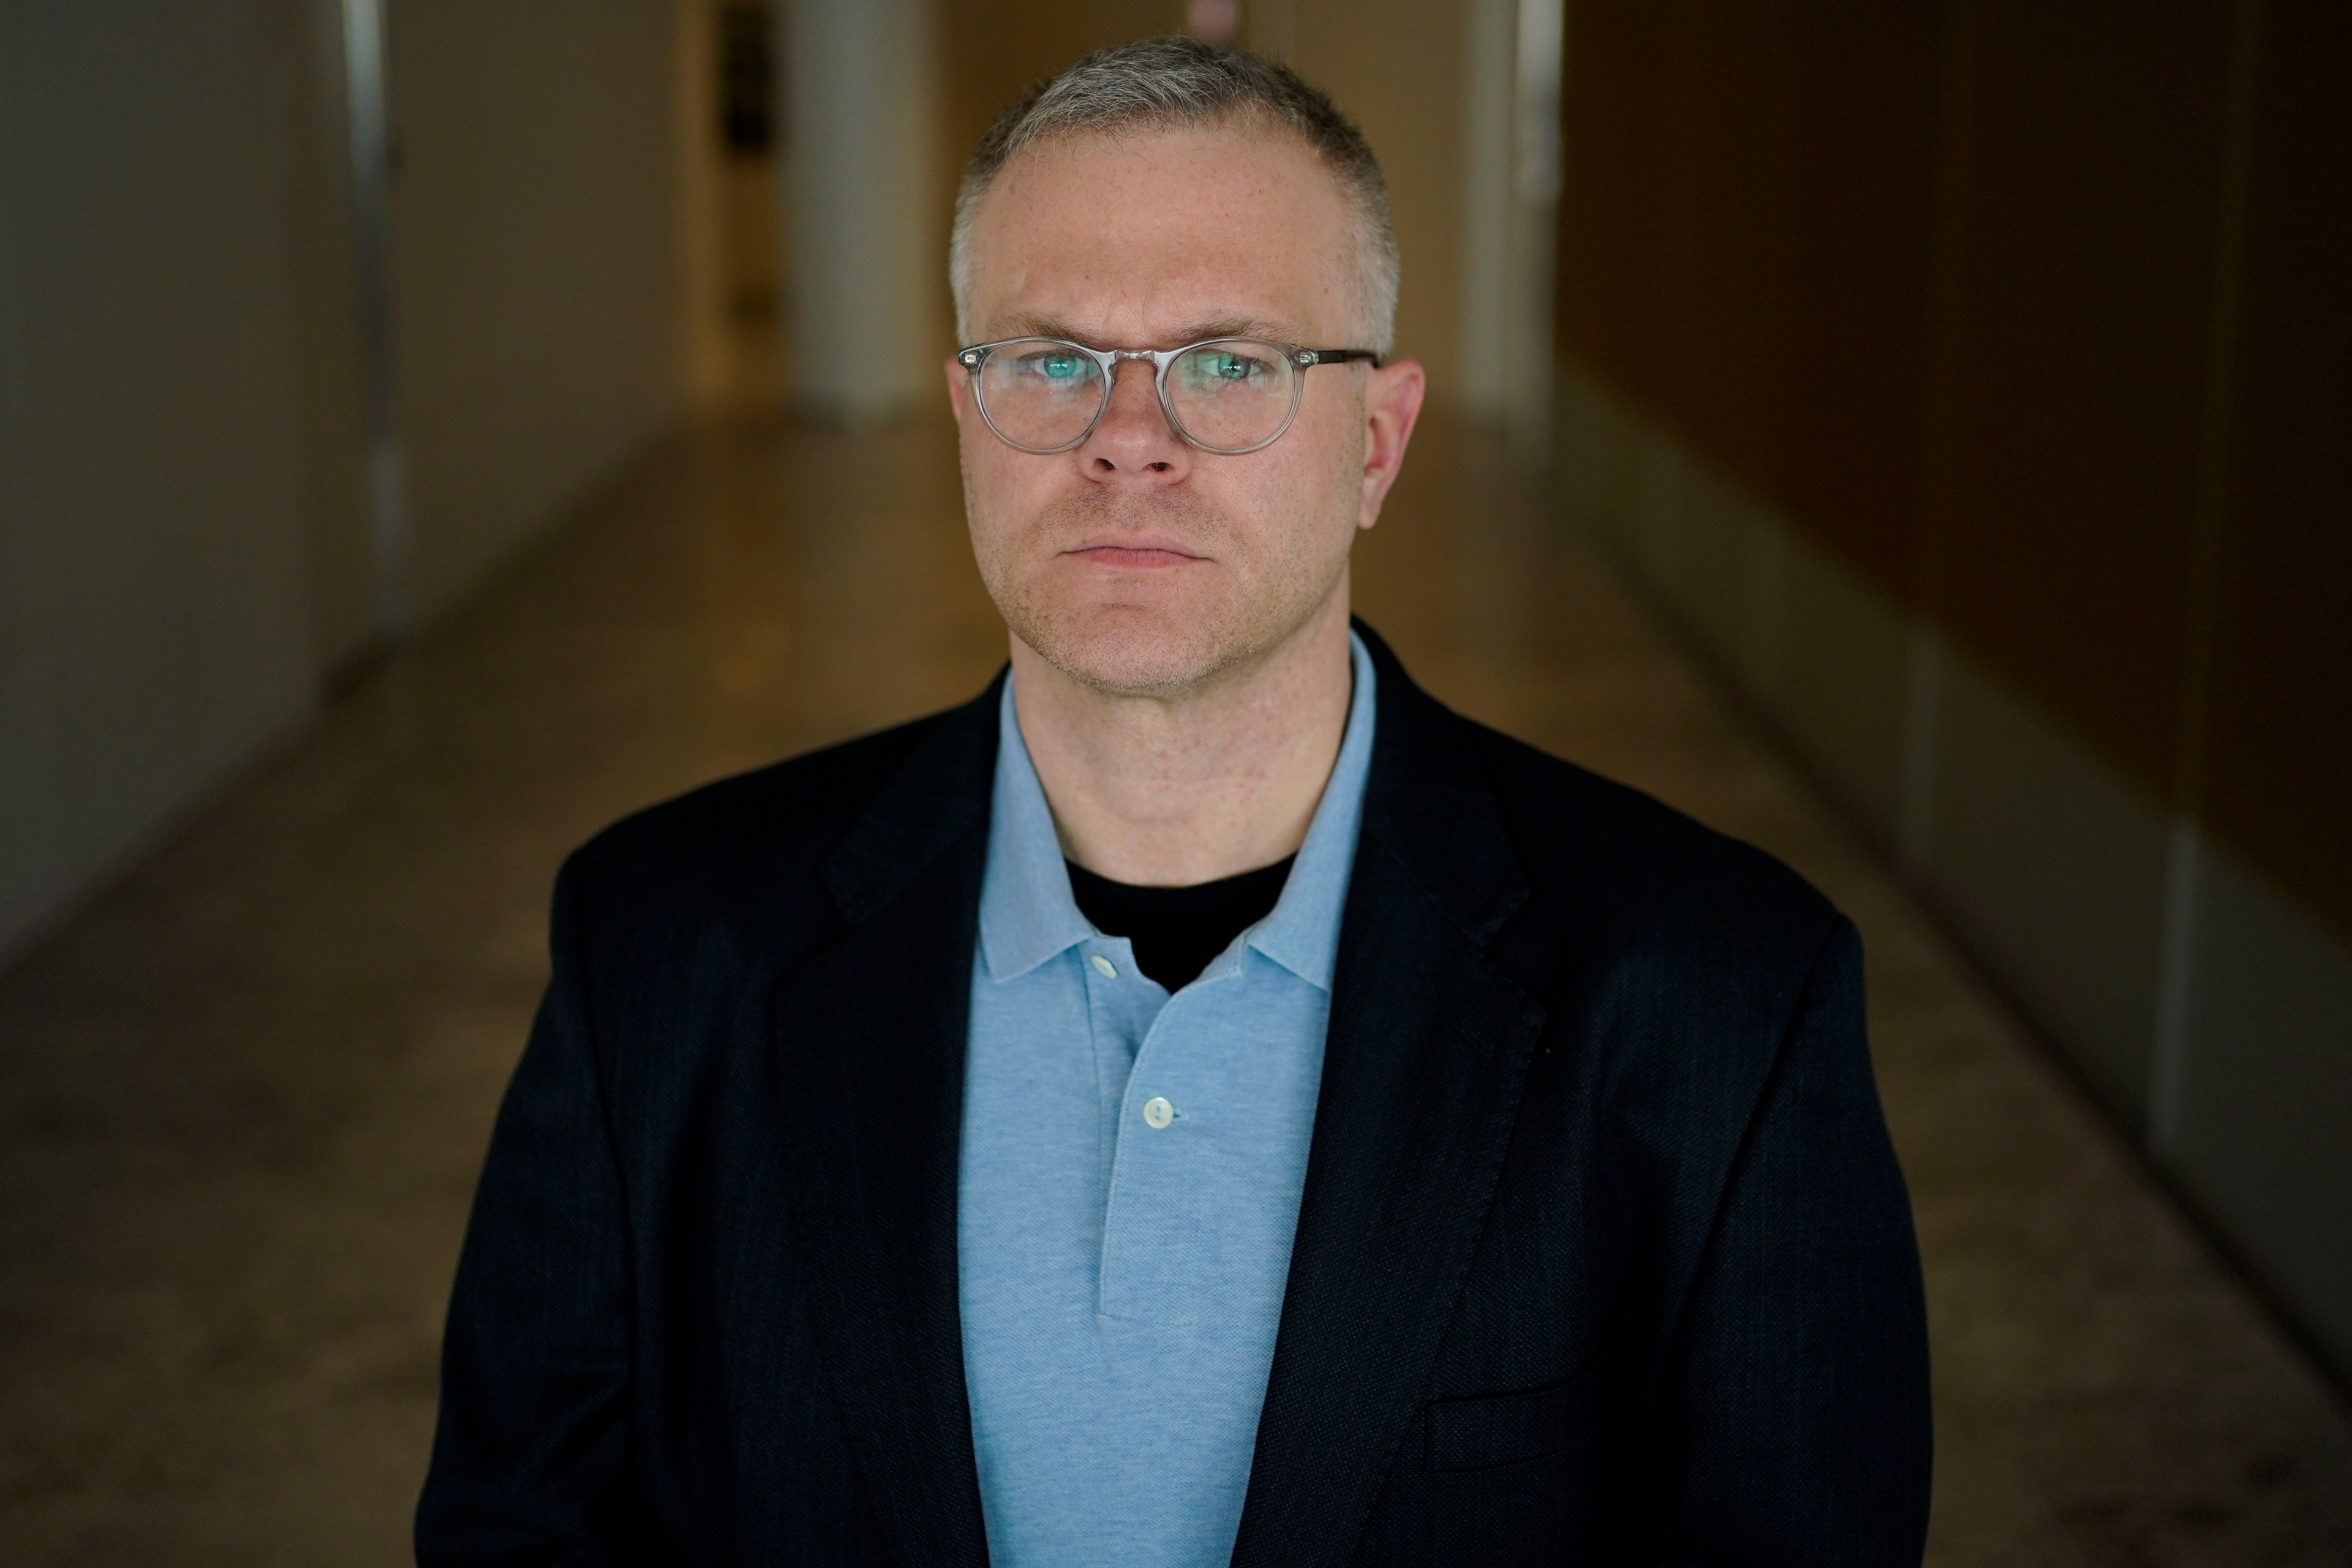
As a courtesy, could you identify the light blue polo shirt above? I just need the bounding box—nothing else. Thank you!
[957,633,1376,1568]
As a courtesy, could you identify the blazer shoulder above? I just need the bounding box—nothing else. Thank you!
[1460,711,1842,966]
[559,696,982,938]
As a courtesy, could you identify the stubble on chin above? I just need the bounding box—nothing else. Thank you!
[974,486,1339,700]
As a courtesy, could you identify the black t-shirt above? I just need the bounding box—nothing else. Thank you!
[1065,854,1297,991]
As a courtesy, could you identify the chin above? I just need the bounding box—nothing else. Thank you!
[1018,600,1247,698]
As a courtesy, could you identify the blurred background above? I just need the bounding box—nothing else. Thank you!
[0,1,2346,1562]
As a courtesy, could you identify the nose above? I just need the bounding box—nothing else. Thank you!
[1077,358,1192,485]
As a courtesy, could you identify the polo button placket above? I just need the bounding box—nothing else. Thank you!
[1096,990,1201,1320]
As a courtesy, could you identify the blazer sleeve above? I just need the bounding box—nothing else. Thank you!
[1648,916,1933,1566]
[416,857,668,1565]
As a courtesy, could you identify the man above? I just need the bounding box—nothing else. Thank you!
[418,37,1930,1567]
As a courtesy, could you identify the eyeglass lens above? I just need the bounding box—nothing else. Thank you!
[974,339,1298,453]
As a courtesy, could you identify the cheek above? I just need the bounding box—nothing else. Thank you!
[959,472,1022,589]
[1284,402,1370,536]
[960,443,1040,548]
[1221,444,1360,583]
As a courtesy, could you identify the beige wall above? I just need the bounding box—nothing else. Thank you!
[386,0,688,618]
[0,0,330,961]
[285,0,380,678]
[1,0,699,963]
[675,0,735,411]
[1287,0,1468,399]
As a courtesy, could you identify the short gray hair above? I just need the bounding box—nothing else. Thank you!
[949,37,1400,356]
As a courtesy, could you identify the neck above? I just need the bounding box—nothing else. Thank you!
[1011,588,1356,886]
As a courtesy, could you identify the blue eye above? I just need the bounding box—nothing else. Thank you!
[1022,350,1088,381]
[1176,346,1278,390]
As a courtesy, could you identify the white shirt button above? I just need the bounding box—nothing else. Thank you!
[1090,954,1118,979]
[1142,1096,1175,1129]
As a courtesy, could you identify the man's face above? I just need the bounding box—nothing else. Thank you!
[950,126,1421,696]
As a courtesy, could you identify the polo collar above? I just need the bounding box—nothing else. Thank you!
[977,632,1378,992]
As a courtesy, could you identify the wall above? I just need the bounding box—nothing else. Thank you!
[0,1,331,963]
[784,0,943,421]
[285,0,383,680]
[939,0,1183,173]
[0,0,699,967]
[386,0,688,619]
[1552,0,2351,1382]
[676,0,736,412]
[1284,1,1468,394]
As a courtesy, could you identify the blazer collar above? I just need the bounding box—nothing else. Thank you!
[1347,620,1531,943]
[780,679,1002,1568]
[1231,622,1546,1566]
[819,672,1003,924]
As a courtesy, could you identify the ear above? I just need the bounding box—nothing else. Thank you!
[1356,358,1427,530]
[944,355,971,422]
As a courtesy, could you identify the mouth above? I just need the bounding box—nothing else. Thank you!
[1063,535,1208,570]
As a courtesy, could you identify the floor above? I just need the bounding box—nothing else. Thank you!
[2,410,2348,1566]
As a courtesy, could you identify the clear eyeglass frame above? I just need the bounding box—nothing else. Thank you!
[954,336,1383,456]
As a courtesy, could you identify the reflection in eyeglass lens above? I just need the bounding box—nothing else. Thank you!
[980,341,1105,450]
[1166,341,1292,449]
[973,338,1302,454]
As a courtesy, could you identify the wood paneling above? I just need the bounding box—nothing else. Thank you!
[1548,0,2352,1395]
[1555,2,1942,602]
[1931,0,2237,801]
[2198,0,2352,941]
[1772,7,1943,599]
[1555,2,1671,411]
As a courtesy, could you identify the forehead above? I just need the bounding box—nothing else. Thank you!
[965,124,1357,343]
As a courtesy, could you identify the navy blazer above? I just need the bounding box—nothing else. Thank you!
[417,624,1931,1565]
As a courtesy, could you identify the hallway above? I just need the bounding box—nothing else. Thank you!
[0,409,2345,1564]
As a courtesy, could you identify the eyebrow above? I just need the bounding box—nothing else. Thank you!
[990,313,1298,348]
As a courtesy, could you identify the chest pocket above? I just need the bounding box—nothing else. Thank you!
[1424,1334,1624,1472]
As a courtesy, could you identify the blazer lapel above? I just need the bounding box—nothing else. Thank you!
[1231,633,1547,1567]
[775,684,1001,1567]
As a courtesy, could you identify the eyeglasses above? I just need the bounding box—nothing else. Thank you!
[955,336,1382,456]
